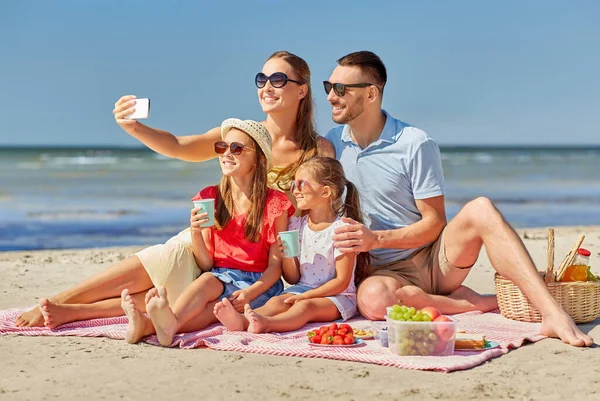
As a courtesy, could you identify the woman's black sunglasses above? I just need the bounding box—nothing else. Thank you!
[214,141,255,156]
[255,72,304,88]
[323,81,375,97]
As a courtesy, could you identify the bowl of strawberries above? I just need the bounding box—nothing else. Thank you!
[306,323,364,347]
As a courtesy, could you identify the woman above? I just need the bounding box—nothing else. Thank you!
[15,51,334,329]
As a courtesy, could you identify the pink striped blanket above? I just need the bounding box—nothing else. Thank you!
[0,308,545,372]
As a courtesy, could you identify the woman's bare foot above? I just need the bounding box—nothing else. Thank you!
[120,289,150,344]
[214,298,247,331]
[244,304,269,334]
[540,311,594,347]
[39,298,83,329]
[449,285,499,312]
[146,287,177,346]
[15,307,45,327]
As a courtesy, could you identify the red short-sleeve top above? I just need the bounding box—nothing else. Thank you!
[192,186,295,273]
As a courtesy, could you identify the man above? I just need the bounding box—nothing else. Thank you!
[324,51,593,347]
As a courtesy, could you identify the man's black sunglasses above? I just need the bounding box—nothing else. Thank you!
[323,81,375,97]
[255,72,304,88]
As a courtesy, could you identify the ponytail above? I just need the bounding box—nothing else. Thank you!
[341,180,371,286]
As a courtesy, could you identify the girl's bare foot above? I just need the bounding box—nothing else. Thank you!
[244,304,269,334]
[38,298,81,329]
[120,289,150,344]
[214,298,246,331]
[15,307,45,327]
[541,311,594,347]
[146,287,177,346]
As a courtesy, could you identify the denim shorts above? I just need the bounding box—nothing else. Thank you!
[210,267,283,309]
[283,284,357,321]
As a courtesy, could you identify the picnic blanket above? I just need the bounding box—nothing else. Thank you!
[0,308,545,372]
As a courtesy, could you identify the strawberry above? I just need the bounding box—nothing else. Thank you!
[321,335,332,345]
[343,335,355,345]
[332,335,344,345]
[310,334,322,344]
[344,333,355,343]
[318,326,329,335]
[329,323,339,331]
[326,329,336,337]
[307,329,318,339]
[339,323,352,332]
[337,328,348,336]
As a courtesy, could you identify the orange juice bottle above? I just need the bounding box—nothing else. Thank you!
[561,248,591,282]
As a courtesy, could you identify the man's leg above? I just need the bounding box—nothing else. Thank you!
[357,276,494,318]
[441,197,593,347]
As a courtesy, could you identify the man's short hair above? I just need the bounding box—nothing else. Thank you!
[337,51,387,94]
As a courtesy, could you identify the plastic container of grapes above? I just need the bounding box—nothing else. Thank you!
[386,316,457,356]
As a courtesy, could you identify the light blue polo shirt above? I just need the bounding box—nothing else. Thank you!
[324,110,445,266]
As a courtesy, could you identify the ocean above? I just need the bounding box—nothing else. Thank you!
[1,146,599,251]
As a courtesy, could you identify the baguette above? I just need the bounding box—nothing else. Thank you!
[454,333,485,349]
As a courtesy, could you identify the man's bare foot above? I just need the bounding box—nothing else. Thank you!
[15,307,45,327]
[214,298,247,331]
[121,289,150,344]
[146,287,177,346]
[540,311,594,347]
[244,304,269,334]
[449,285,499,312]
[39,298,82,329]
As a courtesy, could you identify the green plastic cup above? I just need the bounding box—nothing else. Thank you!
[279,230,300,258]
[192,199,215,227]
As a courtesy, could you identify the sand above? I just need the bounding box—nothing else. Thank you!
[1,226,599,401]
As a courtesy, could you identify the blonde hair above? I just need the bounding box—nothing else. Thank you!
[267,51,319,187]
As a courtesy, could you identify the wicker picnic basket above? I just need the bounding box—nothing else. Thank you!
[494,229,600,323]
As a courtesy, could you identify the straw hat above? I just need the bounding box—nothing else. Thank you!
[220,118,273,169]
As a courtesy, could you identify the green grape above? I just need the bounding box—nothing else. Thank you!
[407,307,416,316]
[391,311,402,321]
[411,315,420,321]
[428,332,438,341]
[392,304,403,313]
[402,312,412,320]
[422,314,432,322]
[399,305,409,313]
[414,312,423,321]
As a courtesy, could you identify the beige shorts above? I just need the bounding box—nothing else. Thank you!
[136,228,202,305]
[370,228,472,295]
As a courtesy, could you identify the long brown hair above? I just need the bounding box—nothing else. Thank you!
[215,134,268,242]
[300,157,370,285]
[267,51,319,185]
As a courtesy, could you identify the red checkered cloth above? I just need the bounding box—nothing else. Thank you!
[0,308,545,372]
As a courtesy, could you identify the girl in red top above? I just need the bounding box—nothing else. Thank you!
[121,118,294,346]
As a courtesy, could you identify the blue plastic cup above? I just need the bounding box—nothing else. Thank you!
[192,199,215,227]
[279,230,300,258]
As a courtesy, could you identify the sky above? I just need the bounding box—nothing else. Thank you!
[0,0,598,147]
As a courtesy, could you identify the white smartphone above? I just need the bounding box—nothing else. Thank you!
[126,98,150,119]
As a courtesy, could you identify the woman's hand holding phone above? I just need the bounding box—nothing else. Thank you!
[113,95,150,126]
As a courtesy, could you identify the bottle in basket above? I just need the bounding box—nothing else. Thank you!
[561,248,590,282]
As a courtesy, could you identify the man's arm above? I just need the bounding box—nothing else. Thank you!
[333,195,447,253]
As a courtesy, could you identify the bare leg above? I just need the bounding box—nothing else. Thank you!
[214,294,293,331]
[147,274,224,346]
[245,298,340,334]
[39,290,148,329]
[440,197,593,346]
[16,255,153,327]
[357,276,496,318]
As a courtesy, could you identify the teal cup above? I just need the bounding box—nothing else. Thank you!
[279,230,300,258]
[192,199,215,227]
